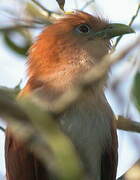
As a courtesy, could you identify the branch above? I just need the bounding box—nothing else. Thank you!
[31,0,61,16]
[1,0,63,33]
[0,89,55,173]
[0,88,30,121]
[0,24,42,32]
[31,0,53,15]
[0,126,5,132]
[114,3,140,47]
[0,88,84,180]
[117,115,140,133]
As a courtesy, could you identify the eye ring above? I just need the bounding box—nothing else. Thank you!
[76,24,91,34]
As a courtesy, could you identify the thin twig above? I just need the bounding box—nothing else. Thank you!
[0,88,83,180]
[31,0,61,16]
[114,3,140,47]
[0,90,56,172]
[31,0,53,15]
[0,126,5,132]
[110,54,139,90]
[0,24,43,32]
[0,88,30,121]
[129,4,140,26]
[12,17,50,25]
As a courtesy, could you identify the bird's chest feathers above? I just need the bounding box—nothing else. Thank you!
[59,91,113,178]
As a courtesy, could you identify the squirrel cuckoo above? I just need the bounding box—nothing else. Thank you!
[5,11,134,180]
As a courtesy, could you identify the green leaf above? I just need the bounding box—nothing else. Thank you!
[132,72,140,111]
[3,29,31,56]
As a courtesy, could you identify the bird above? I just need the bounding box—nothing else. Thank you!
[5,11,134,180]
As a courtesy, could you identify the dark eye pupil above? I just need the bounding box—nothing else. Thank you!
[79,25,89,33]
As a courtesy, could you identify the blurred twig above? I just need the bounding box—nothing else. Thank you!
[110,54,139,90]
[117,115,140,133]
[114,3,140,47]
[31,0,53,15]
[0,88,83,180]
[31,0,61,16]
[129,4,140,27]
[0,24,42,31]
[0,126,5,132]
[56,0,65,10]
[0,88,30,121]
[0,89,55,172]
[0,0,62,34]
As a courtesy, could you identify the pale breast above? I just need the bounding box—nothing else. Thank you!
[59,90,114,179]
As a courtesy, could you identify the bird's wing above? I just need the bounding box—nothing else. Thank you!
[101,119,118,180]
[5,83,50,180]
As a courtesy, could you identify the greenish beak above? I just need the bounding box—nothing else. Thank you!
[95,23,135,39]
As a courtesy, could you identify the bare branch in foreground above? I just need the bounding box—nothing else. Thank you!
[0,25,42,32]
[0,126,5,132]
[0,88,30,121]
[31,0,55,15]
[115,3,140,47]
[0,88,84,180]
[117,115,140,133]
[31,0,61,16]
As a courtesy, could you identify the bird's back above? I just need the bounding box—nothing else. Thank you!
[5,126,50,180]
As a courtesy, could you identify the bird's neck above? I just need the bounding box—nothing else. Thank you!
[28,38,109,99]
[27,52,106,101]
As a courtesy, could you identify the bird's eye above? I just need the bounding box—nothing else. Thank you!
[76,24,91,34]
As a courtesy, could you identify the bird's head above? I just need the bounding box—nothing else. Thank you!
[28,11,134,92]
